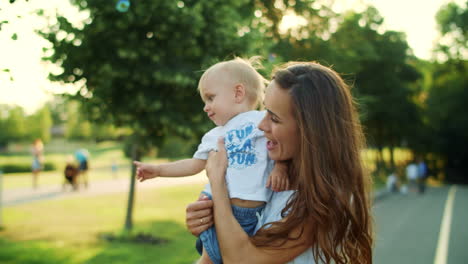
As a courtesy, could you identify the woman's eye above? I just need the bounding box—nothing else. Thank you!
[271,116,279,123]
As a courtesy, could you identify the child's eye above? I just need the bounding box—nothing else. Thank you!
[207,96,214,101]
[271,116,279,123]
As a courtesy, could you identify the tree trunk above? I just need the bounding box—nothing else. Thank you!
[124,143,140,231]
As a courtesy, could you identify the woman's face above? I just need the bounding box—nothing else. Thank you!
[258,80,300,161]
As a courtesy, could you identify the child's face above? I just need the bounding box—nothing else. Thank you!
[200,75,237,126]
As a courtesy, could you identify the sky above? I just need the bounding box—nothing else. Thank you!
[0,0,458,114]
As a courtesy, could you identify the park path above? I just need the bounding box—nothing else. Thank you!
[373,185,468,264]
[1,172,208,207]
[1,171,389,207]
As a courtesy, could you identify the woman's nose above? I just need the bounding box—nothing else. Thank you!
[258,116,268,132]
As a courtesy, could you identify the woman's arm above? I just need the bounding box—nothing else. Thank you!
[206,138,311,264]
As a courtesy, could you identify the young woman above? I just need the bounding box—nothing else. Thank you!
[31,138,44,189]
[186,62,374,263]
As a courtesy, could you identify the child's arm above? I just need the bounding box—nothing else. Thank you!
[266,161,290,192]
[134,159,206,182]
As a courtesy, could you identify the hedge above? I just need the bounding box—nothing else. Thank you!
[0,162,56,174]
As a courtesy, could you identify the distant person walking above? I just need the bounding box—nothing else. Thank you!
[386,171,399,193]
[406,161,418,193]
[111,158,118,178]
[417,159,428,194]
[75,149,90,188]
[31,139,44,189]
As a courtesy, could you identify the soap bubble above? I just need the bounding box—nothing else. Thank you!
[116,0,130,12]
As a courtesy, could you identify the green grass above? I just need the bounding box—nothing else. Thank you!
[0,184,205,264]
[0,140,402,263]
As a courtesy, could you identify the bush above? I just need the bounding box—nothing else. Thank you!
[0,162,56,174]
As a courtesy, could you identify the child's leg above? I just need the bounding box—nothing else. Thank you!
[197,247,213,264]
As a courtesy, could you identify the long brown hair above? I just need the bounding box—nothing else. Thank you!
[253,62,373,263]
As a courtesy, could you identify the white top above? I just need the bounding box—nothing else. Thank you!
[254,190,316,263]
[194,111,273,202]
[386,173,397,190]
[406,164,419,180]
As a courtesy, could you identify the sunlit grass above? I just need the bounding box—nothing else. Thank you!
[0,141,420,263]
[0,184,205,264]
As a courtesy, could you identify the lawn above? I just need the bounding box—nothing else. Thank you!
[0,139,415,263]
[0,184,205,264]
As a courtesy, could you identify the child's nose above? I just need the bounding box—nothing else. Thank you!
[203,104,209,112]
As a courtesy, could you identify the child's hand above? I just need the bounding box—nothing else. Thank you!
[133,161,160,182]
[266,161,289,192]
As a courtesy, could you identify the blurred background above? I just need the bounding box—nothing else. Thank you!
[0,0,467,263]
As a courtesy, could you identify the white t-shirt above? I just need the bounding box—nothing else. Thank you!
[254,190,316,263]
[406,164,418,180]
[193,110,273,202]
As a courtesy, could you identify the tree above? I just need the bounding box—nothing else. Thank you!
[327,8,422,169]
[271,7,423,169]
[64,101,92,140]
[435,1,468,60]
[39,0,269,231]
[0,106,27,143]
[27,105,53,143]
[425,1,468,182]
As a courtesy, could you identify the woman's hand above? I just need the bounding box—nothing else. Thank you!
[205,137,228,185]
[186,194,214,237]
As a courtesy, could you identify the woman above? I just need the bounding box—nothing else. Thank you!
[186,62,373,263]
[31,138,44,189]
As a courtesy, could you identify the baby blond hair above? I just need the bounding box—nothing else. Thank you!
[198,56,266,109]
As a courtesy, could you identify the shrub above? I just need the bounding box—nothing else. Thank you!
[0,162,56,174]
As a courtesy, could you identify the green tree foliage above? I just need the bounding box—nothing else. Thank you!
[27,105,53,143]
[39,0,269,152]
[0,106,27,145]
[39,0,278,230]
[65,101,91,140]
[427,1,468,181]
[435,1,468,60]
[0,104,52,147]
[271,7,422,168]
[329,9,422,167]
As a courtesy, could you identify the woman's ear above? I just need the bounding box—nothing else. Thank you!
[234,84,246,103]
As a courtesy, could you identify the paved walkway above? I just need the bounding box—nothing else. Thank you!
[1,172,390,207]
[1,173,208,207]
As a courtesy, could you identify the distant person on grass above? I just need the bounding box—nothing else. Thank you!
[75,148,90,188]
[134,57,289,264]
[31,138,44,189]
[64,155,79,191]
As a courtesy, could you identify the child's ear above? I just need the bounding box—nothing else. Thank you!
[234,84,246,103]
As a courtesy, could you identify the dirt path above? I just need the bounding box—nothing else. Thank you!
[1,172,208,207]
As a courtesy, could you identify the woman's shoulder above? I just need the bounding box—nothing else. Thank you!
[257,190,295,227]
[287,249,316,264]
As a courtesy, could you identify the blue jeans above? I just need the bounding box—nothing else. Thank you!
[195,194,265,264]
